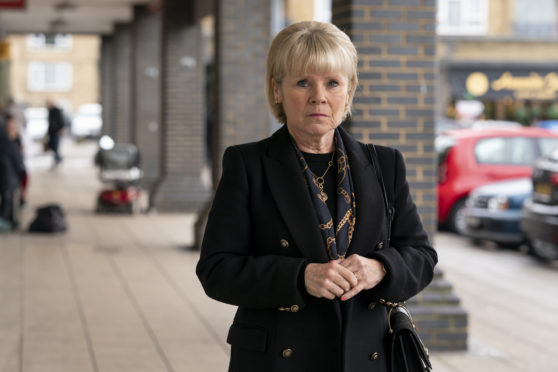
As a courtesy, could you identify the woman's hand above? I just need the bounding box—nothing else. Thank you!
[339,255,386,301]
[304,260,358,300]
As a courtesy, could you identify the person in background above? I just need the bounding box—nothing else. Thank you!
[0,117,26,230]
[196,21,437,372]
[5,114,27,206]
[6,97,26,135]
[46,99,65,167]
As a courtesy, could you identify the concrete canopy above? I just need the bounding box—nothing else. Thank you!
[0,0,156,34]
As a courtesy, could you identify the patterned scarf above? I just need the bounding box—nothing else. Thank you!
[292,128,356,260]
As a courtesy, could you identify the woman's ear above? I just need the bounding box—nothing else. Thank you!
[272,78,281,103]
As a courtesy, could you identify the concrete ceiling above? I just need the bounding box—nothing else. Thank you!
[0,0,155,35]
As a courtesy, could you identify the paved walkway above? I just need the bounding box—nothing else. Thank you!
[1,137,557,371]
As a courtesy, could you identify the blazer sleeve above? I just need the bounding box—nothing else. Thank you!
[196,145,308,309]
[368,148,438,302]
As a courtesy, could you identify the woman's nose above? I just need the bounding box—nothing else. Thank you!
[310,85,326,104]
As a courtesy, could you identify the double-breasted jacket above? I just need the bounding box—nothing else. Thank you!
[196,125,437,372]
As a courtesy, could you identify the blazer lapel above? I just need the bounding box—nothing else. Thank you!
[263,126,329,263]
[339,127,387,257]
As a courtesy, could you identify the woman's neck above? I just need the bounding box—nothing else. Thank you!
[288,128,335,154]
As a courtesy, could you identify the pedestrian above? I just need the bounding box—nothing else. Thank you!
[6,97,26,135]
[0,117,26,230]
[46,99,65,167]
[196,21,437,372]
[5,114,28,206]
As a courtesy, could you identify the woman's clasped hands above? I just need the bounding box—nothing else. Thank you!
[304,255,386,301]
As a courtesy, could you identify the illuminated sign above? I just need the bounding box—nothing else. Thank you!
[450,66,558,101]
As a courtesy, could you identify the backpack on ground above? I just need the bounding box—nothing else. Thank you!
[28,204,67,233]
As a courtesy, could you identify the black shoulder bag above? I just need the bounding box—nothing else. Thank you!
[365,144,432,372]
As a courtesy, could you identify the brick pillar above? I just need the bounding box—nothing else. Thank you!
[114,23,134,144]
[213,0,273,181]
[100,35,116,139]
[332,0,467,351]
[152,0,210,212]
[133,5,162,207]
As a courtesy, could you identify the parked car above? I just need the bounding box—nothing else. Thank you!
[521,145,558,261]
[463,178,531,247]
[536,120,558,132]
[437,127,558,234]
[71,103,102,140]
[470,120,522,130]
[23,107,48,141]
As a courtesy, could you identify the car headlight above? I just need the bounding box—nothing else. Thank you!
[487,195,509,211]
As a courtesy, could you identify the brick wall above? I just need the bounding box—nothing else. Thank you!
[213,0,273,181]
[100,35,116,139]
[333,0,437,237]
[332,0,468,351]
[114,23,134,144]
[152,0,210,212]
[133,5,162,204]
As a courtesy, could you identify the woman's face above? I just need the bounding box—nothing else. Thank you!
[274,70,349,141]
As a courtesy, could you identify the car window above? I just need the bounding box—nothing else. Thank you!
[538,138,558,157]
[474,137,537,165]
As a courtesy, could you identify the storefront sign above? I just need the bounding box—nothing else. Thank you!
[0,0,25,9]
[450,66,558,101]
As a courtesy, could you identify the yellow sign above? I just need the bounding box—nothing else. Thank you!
[0,42,10,60]
[492,72,558,100]
[466,72,489,96]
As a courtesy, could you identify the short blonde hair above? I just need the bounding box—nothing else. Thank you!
[266,21,358,124]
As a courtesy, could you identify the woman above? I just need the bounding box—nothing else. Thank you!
[197,21,437,372]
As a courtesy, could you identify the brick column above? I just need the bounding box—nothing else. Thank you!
[333,0,467,351]
[114,23,134,144]
[151,0,210,212]
[213,0,273,181]
[100,35,116,139]
[133,6,162,207]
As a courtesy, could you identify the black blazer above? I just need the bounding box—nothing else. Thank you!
[197,125,437,372]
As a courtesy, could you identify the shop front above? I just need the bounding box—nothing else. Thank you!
[446,63,558,125]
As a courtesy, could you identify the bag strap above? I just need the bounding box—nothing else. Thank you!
[365,144,394,247]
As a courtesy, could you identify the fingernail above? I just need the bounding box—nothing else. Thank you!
[341,295,346,301]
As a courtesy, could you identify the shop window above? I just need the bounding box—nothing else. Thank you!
[514,0,557,37]
[475,137,537,165]
[27,61,73,92]
[437,0,488,35]
[27,33,73,50]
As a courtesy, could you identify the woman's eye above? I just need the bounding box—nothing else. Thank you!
[296,80,309,87]
[328,80,339,88]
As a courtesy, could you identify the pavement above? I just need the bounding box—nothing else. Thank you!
[1,137,557,372]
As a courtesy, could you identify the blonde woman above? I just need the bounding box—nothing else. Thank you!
[197,21,437,372]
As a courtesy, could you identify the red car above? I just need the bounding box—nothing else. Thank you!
[437,127,558,234]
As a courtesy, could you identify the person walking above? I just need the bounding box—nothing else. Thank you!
[46,99,65,167]
[196,21,437,372]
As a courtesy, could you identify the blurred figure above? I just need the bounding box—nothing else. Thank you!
[5,114,28,206]
[0,117,26,230]
[46,99,64,167]
[6,97,26,135]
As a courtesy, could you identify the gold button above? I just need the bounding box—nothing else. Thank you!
[290,304,299,312]
[376,242,384,250]
[370,352,379,360]
[280,239,289,248]
[282,348,293,358]
[368,302,376,311]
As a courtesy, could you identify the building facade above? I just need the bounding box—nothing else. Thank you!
[438,0,558,125]
[7,33,99,113]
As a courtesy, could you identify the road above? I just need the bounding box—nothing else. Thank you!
[431,232,558,372]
